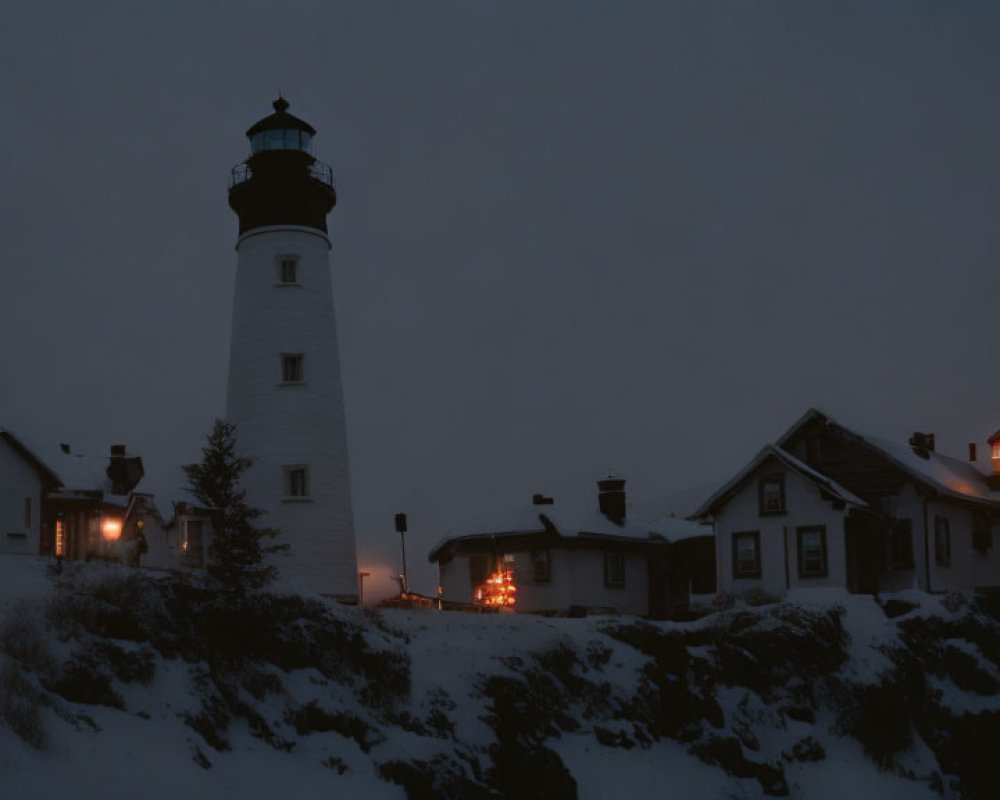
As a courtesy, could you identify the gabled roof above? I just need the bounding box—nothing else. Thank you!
[777,407,999,507]
[1,428,140,497]
[690,443,867,519]
[644,515,714,542]
[428,502,662,562]
[0,429,61,486]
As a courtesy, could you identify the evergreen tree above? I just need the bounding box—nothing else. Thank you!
[182,419,285,592]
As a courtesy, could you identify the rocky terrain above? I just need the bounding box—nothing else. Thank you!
[1,558,998,799]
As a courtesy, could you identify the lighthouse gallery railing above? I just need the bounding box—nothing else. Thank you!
[229,160,334,190]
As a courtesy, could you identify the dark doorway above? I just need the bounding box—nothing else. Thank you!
[647,544,683,618]
[845,514,880,594]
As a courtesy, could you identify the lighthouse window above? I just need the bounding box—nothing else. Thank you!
[281,354,303,383]
[284,466,309,498]
[280,256,298,283]
[251,129,312,154]
[264,129,284,150]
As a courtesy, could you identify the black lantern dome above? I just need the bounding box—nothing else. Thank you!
[228,97,336,235]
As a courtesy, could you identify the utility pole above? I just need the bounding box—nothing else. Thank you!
[395,513,408,595]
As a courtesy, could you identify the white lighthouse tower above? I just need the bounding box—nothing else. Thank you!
[225,98,358,601]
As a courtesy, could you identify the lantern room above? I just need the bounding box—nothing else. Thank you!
[246,97,316,154]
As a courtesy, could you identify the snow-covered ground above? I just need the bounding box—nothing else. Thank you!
[0,555,997,799]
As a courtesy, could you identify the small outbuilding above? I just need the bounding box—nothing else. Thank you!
[429,478,713,616]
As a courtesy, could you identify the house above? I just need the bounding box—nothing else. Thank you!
[39,442,146,562]
[0,427,155,563]
[429,478,713,616]
[0,429,58,556]
[692,408,1000,597]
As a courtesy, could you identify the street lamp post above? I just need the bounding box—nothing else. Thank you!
[358,570,371,606]
[395,513,408,595]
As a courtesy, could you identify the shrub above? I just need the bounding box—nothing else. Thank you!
[691,605,847,699]
[46,659,124,709]
[835,678,912,768]
[690,735,789,796]
[286,701,382,752]
[379,756,498,800]
[0,659,47,749]
[82,642,156,685]
[0,601,55,674]
[923,710,1000,800]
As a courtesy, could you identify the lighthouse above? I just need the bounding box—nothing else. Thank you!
[225,98,358,601]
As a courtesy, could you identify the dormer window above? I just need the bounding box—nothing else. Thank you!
[758,474,786,515]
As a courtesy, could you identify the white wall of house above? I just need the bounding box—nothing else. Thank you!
[0,440,42,556]
[141,515,177,570]
[437,555,473,604]
[878,482,925,593]
[438,545,649,615]
[713,467,852,596]
[925,499,1000,592]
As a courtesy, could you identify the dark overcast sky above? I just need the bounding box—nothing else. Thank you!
[2,1,999,598]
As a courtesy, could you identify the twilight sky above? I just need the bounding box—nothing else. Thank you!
[2,1,999,598]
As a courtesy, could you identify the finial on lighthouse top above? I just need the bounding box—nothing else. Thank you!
[273,96,290,113]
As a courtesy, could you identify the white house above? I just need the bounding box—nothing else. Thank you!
[0,429,57,557]
[0,427,161,565]
[429,478,712,616]
[693,408,1000,597]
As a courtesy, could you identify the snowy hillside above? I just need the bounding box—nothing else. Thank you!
[1,556,998,800]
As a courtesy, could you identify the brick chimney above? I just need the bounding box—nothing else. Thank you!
[909,432,935,458]
[106,444,144,494]
[597,477,626,525]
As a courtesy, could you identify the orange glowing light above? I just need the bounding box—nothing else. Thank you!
[474,564,517,607]
[101,519,122,541]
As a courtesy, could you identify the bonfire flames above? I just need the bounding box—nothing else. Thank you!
[474,564,517,607]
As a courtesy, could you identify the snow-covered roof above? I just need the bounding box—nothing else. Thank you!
[0,427,125,496]
[543,507,655,541]
[0,428,61,485]
[690,443,868,519]
[859,433,996,504]
[643,515,714,542]
[779,408,1000,508]
[428,501,661,562]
